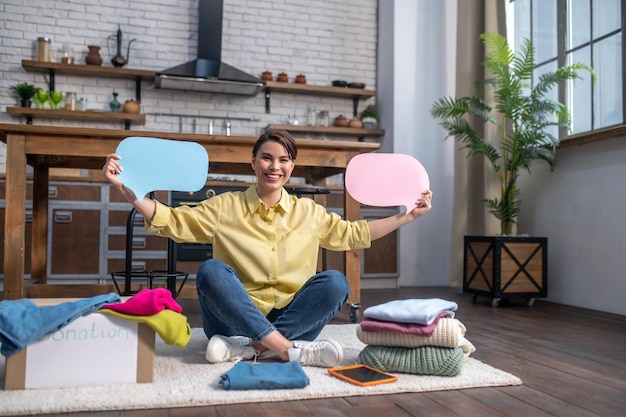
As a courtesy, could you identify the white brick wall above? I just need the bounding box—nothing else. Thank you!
[0,0,378,173]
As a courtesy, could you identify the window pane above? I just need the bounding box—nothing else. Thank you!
[567,0,591,49]
[593,34,623,129]
[534,60,559,140]
[513,0,623,136]
[514,0,531,53]
[593,0,620,38]
[568,48,593,134]
[533,0,558,63]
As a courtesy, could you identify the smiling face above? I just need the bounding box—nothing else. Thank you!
[251,139,295,204]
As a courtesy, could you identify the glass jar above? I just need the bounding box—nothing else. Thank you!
[60,44,75,64]
[36,37,52,62]
[64,92,77,111]
[78,97,88,111]
[318,110,330,127]
[223,119,231,136]
[306,106,316,126]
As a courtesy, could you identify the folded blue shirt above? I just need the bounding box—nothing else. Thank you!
[0,292,121,357]
[219,361,310,390]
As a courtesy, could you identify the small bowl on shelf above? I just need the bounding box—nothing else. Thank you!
[348,82,365,89]
[332,80,348,87]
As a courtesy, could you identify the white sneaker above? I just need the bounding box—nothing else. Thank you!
[205,335,257,363]
[256,349,281,361]
[287,339,343,367]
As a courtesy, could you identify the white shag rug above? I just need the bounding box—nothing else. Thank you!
[0,324,522,416]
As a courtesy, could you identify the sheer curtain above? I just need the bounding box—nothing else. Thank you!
[448,0,507,286]
[377,0,507,288]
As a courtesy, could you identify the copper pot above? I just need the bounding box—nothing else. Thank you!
[295,74,307,84]
[261,71,273,81]
[277,72,288,82]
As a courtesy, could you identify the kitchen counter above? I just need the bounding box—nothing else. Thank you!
[0,124,379,307]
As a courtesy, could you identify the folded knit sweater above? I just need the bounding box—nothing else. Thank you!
[358,345,464,376]
[356,319,476,357]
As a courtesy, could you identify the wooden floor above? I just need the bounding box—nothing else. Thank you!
[35,286,626,417]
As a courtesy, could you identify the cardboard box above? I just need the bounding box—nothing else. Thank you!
[3,298,155,390]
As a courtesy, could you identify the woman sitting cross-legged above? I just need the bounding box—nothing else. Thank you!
[102,129,432,367]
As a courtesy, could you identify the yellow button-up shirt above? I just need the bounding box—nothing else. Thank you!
[146,186,371,315]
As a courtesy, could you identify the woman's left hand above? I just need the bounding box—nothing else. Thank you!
[406,190,432,220]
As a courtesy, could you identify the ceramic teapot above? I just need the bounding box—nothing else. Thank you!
[334,114,349,127]
[348,116,363,128]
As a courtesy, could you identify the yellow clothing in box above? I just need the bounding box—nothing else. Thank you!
[146,185,371,315]
[98,309,191,348]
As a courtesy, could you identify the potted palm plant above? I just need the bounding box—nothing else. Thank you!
[10,82,38,107]
[430,32,594,307]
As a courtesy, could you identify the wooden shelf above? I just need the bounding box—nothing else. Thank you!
[267,124,384,140]
[7,107,145,129]
[21,60,375,119]
[264,81,375,99]
[263,81,375,115]
[21,60,153,104]
[21,60,155,81]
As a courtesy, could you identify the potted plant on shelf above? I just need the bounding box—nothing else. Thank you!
[360,105,378,128]
[430,32,595,307]
[10,82,38,107]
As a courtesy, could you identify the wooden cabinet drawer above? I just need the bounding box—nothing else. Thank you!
[107,258,167,274]
[50,209,100,275]
[107,234,166,251]
[109,188,168,203]
[49,183,101,201]
[109,209,141,228]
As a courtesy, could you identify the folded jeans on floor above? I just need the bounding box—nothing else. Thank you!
[219,361,310,390]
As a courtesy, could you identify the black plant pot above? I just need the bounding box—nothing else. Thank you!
[20,99,32,108]
[463,235,548,307]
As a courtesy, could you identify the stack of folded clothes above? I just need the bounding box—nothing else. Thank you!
[356,298,476,377]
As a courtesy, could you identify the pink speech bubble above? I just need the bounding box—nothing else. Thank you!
[345,153,430,212]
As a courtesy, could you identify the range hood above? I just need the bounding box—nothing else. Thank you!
[155,0,264,96]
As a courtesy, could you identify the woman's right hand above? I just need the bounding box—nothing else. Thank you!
[102,153,154,218]
[102,153,123,188]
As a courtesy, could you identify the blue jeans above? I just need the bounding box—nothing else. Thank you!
[195,259,349,343]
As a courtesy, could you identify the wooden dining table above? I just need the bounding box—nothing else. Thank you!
[0,123,379,317]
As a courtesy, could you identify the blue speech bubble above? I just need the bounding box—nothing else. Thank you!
[116,136,209,198]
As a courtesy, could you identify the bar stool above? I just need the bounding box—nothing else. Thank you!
[110,195,188,299]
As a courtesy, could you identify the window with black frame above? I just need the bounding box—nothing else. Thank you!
[511,0,623,138]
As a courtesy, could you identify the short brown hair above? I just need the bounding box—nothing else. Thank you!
[253,129,297,160]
